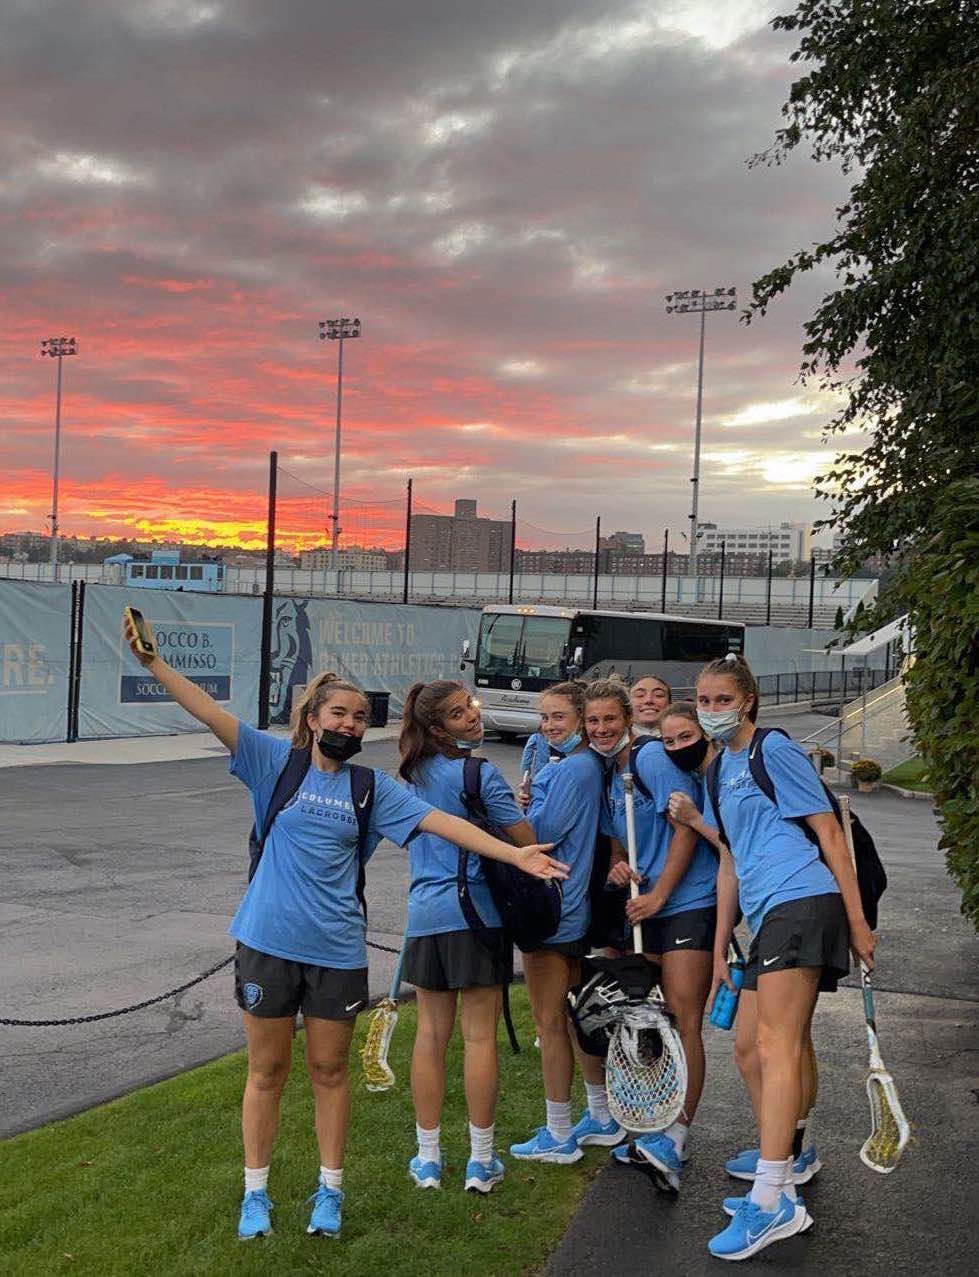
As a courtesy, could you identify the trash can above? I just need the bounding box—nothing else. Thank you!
[365,691,390,728]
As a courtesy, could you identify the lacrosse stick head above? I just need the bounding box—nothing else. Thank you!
[359,998,398,1092]
[860,1068,910,1173]
[567,968,630,1057]
[605,998,687,1133]
[584,953,661,1002]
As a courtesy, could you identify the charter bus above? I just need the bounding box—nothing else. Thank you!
[462,604,746,739]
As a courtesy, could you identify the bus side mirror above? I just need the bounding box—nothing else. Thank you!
[460,639,472,671]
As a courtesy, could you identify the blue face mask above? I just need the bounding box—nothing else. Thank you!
[696,706,746,743]
[454,735,482,751]
[551,732,583,756]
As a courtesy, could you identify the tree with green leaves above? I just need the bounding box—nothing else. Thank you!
[749,0,979,925]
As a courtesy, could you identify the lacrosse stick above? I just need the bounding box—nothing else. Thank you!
[360,933,408,1092]
[840,795,910,1172]
[604,771,688,1133]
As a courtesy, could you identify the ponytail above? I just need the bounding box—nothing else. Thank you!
[398,679,466,782]
[697,652,760,722]
[290,672,368,748]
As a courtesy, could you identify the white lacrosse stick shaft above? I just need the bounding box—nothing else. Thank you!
[622,772,643,955]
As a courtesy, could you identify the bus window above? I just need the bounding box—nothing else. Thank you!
[131,564,144,578]
[477,612,524,674]
[176,566,188,580]
[146,565,159,579]
[160,565,173,580]
[578,615,663,665]
[662,622,732,663]
[521,615,570,679]
[190,566,203,580]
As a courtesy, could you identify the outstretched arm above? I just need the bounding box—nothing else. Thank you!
[417,810,568,881]
[124,614,238,753]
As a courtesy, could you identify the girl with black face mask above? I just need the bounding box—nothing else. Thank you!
[121,622,568,1244]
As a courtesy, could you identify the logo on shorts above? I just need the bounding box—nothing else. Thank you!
[763,956,780,967]
[243,982,264,1009]
[345,1000,364,1012]
[674,937,692,945]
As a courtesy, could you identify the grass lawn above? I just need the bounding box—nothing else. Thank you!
[882,757,933,793]
[0,987,601,1277]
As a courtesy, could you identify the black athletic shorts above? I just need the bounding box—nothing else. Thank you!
[532,935,590,960]
[234,943,369,1020]
[742,893,850,993]
[404,928,507,991]
[640,905,717,957]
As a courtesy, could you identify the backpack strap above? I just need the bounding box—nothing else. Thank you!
[704,752,727,851]
[747,728,843,845]
[458,754,519,1053]
[248,746,311,882]
[348,763,376,920]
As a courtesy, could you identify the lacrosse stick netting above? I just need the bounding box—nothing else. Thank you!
[606,997,687,1132]
[360,934,408,1092]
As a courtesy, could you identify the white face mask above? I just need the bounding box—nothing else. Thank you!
[590,730,631,758]
[697,705,747,742]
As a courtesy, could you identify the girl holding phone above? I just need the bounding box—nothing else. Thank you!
[123,612,567,1242]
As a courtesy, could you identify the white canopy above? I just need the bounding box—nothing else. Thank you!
[836,614,911,658]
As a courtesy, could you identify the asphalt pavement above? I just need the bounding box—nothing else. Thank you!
[2,724,977,1276]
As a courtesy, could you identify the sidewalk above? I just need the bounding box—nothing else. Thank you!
[0,723,402,769]
[545,788,978,1276]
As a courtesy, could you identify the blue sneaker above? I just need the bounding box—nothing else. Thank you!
[723,1192,812,1224]
[464,1155,505,1193]
[708,1193,812,1261]
[724,1145,822,1185]
[408,1155,442,1189]
[616,1131,683,1193]
[510,1127,583,1164]
[306,1184,343,1237]
[570,1112,627,1147]
[237,1189,272,1240]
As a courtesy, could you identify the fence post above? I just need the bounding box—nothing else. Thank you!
[258,450,277,730]
[508,499,516,605]
[807,554,816,628]
[593,516,601,609]
[766,549,773,626]
[70,580,86,742]
[718,540,726,619]
[402,477,413,605]
[67,580,79,742]
[661,528,669,612]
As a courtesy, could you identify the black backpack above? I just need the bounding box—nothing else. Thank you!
[247,746,376,918]
[459,756,563,953]
[705,727,887,929]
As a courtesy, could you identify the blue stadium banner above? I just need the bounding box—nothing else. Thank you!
[0,581,72,743]
[120,621,234,703]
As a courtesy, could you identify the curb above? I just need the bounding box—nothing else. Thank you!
[881,782,935,802]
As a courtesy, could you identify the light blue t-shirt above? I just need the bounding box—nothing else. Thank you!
[521,732,552,778]
[228,723,432,968]
[404,754,524,937]
[602,739,718,918]
[705,732,839,934]
[528,750,604,943]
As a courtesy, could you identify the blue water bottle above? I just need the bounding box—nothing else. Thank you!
[709,944,746,1030]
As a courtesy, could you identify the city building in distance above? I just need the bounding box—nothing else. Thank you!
[698,521,812,563]
[409,499,509,572]
[300,546,389,572]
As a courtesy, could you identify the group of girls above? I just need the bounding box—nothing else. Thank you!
[126,609,876,1262]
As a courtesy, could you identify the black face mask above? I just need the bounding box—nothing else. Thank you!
[316,728,363,762]
[665,736,709,773]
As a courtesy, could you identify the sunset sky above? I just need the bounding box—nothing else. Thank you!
[0,1,859,552]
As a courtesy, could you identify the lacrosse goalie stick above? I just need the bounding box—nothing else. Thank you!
[839,795,910,1172]
[604,771,688,1134]
[360,933,408,1092]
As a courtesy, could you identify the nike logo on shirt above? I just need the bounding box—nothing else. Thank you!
[763,956,781,966]
[674,937,692,945]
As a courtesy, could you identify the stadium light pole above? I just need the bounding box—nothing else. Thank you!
[665,287,736,580]
[318,317,361,573]
[40,336,78,572]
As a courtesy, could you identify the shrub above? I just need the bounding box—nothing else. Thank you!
[851,758,883,783]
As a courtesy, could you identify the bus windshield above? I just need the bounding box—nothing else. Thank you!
[476,613,571,680]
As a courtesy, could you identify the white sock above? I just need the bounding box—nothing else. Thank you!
[244,1165,269,1194]
[664,1120,688,1155]
[585,1082,611,1126]
[749,1157,791,1211]
[319,1166,343,1191]
[416,1124,441,1164]
[469,1122,495,1164]
[545,1099,572,1143]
